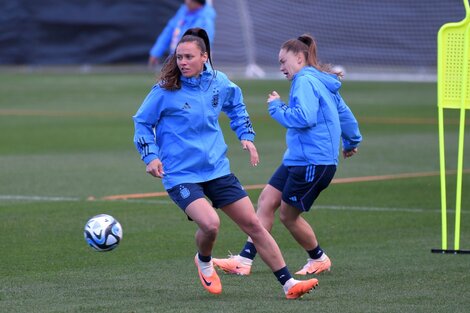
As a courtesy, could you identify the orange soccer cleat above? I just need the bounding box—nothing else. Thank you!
[295,254,331,275]
[212,254,252,276]
[285,278,319,300]
[194,255,222,294]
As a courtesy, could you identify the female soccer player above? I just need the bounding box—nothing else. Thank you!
[213,34,362,276]
[133,28,318,299]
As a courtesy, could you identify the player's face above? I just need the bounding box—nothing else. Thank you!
[185,0,201,11]
[279,49,304,80]
[176,41,208,78]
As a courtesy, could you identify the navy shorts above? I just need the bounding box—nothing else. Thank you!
[268,164,336,212]
[167,173,248,211]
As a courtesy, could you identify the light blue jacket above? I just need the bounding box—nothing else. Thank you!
[268,66,362,166]
[150,4,216,58]
[133,66,255,189]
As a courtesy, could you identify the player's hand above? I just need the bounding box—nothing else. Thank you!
[267,91,281,103]
[343,147,358,159]
[148,56,159,67]
[241,140,259,167]
[146,158,165,178]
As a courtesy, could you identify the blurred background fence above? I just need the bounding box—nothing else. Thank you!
[0,0,466,80]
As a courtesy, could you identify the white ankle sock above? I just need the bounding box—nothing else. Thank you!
[198,259,214,276]
[317,254,328,261]
[283,278,298,294]
[237,255,253,265]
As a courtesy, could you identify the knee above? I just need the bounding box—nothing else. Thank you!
[201,218,220,238]
[258,191,280,213]
[279,210,294,228]
[241,218,265,237]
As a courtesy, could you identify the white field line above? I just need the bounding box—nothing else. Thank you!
[1,194,467,214]
[113,201,467,214]
[0,195,81,201]
[0,195,172,204]
[318,205,440,214]
[3,170,468,203]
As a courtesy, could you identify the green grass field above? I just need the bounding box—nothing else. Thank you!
[1,71,469,313]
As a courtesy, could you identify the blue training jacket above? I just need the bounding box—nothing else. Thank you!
[149,4,216,58]
[133,65,255,190]
[268,66,362,166]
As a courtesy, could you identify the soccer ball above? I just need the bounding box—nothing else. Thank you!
[84,214,123,252]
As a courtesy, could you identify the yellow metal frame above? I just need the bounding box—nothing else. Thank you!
[436,0,470,252]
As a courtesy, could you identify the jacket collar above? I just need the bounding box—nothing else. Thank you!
[180,63,214,88]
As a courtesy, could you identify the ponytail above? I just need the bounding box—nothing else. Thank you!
[282,34,343,79]
[297,35,317,68]
[182,28,213,69]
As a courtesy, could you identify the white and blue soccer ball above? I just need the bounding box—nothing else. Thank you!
[84,214,123,252]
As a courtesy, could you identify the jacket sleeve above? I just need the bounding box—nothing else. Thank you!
[149,6,184,58]
[221,81,256,141]
[133,86,162,165]
[336,93,362,150]
[268,76,319,128]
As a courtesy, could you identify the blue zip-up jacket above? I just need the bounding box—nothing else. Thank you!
[149,4,216,58]
[268,66,362,166]
[133,66,255,189]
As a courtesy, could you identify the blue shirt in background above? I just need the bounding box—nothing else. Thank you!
[150,4,216,58]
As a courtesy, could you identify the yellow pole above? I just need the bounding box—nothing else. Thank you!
[454,21,470,250]
[454,107,466,250]
[438,107,448,250]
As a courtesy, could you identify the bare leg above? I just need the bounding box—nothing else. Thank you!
[185,198,220,256]
[245,184,282,244]
[185,198,223,294]
[256,184,282,232]
[220,196,319,299]
[280,201,331,276]
[221,196,286,271]
[279,201,318,250]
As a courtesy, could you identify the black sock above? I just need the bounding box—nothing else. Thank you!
[239,241,257,260]
[197,253,211,262]
[307,245,324,259]
[273,266,292,285]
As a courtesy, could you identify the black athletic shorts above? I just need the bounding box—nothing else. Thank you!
[167,173,248,211]
[268,164,336,212]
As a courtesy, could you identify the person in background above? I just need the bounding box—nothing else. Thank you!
[148,0,216,67]
[213,33,362,277]
[134,28,318,299]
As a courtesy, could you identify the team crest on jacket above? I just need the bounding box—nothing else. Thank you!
[212,88,219,107]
